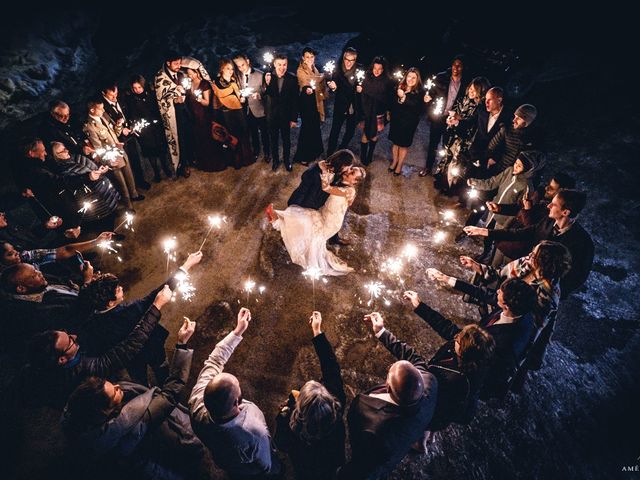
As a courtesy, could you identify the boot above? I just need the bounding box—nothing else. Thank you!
[150,157,162,182]
[360,142,369,165]
[366,140,377,165]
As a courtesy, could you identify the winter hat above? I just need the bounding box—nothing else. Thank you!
[518,150,545,171]
[514,104,537,126]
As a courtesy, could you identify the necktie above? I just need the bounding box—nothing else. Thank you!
[245,73,249,87]
[552,224,561,237]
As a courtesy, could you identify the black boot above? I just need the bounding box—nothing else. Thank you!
[366,140,377,165]
[360,142,369,165]
[150,157,162,182]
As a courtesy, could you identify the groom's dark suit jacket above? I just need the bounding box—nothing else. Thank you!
[287,163,329,209]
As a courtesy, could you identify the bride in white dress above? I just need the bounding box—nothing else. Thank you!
[268,165,366,275]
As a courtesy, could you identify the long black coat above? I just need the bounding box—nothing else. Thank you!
[39,116,87,155]
[330,63,363,117]
[122,89,167,157]
[264,73,299,124]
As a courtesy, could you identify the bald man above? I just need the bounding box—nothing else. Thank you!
[189,308,282,478]
[339,312,438,479]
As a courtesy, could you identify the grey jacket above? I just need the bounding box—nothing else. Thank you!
[239,68,266,118]
[61,347,205,479]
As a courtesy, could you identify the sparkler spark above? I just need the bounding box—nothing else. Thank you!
[240,86,255,98]
[438,148,447,157]
[401,244,418,260]
[381,257,403,276]
[442,210,455,221]
[433,230,447,243]
[115,212,135,232]
[309,80,316,90]
[323,60,336,75]
[173,271,196,301]
[450,166,460,177]
[97,239,118,254]
[163,237,177,273]
[181,78,192,90]
[393,70,404,82]
[303,267,323,310]
[94,145,123,165]
[131,118,150,135]
[355,69,365,84]
[432,97,444,115]
[77,199,97,215]
[468,187,479,199]
[424,76,436,92]
[198,215,227,251]
[262,52,274,68]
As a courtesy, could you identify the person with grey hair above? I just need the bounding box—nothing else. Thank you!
[189,307,282,478]
[274,311,346,479]
[40,100,94,156]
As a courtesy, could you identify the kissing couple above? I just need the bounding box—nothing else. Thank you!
[266,150,366,276]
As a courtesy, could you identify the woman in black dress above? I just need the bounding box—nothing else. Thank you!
[294,47,325,165]
[123,75,173,181]
[358,56,394,165]
[388,67,425,176]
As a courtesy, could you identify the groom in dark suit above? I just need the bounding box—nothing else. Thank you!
[287,150,355,245]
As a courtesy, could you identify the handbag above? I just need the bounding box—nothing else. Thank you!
[211,121,238,149]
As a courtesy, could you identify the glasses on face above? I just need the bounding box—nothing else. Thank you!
[59,331,77,355]
[54,148,68,155]
[344,58,356,63]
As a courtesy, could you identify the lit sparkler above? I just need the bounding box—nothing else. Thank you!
[433,230,447,243]
[450,166,460,177]
[131,118,150,135]
[173,271,196,301]
[442,210,455,221]
[262,51,274,69]
[401,244,418,260]
[163,237,177,273]
[355,69,365,85]
[94,145,123,166]
[468,187,479,199]
[193,89,203,100]
[323,60,336,75]
[181,77,192,90]
[243,279,256,304]
[309,80,316,91]
[114,212,135,233]
[303,267,323,310]
[240,86,255,98]
[393,70,404,82]
[381,257,403,276]
[198,215,227,251]
[438,148,447,157]
[424,75,436,93]
[365,281,385,308]
[432,97,444,115]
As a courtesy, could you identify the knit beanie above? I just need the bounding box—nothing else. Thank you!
[518,152,533,171]
[514,104,537,126]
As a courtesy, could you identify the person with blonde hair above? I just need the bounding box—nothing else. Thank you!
[275,311,346,479]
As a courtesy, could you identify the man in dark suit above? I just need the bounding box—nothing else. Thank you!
[339,312,438,479]
[287,150,354,245]
[101,84,151,190]
[326,47,363,156]
[264,53,299,172]
[39,100,94,157]
[421,55,467,177]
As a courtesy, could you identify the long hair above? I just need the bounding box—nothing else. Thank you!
[466,76,491,101]
[400,67,423,93]
[455,324,495,375]
[289,380,341,443]
[531,241,572,282]
[326,149,355,172]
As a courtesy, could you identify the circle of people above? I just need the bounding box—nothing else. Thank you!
[1,45,595,479]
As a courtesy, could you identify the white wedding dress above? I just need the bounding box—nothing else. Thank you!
[273,172,355,276]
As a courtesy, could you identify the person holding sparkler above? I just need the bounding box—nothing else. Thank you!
[274,311,346,480]
[388,68,425,176]
[154,52,197,178]
[420,55,467,177]
[233,53,271,163]
[77,251,203,386]
[435,76,492,193]
[184,67,226,172]
[359,56,394,166]
[83,99,144,211]
[294,47,325,165]
[123,74,175,181]
[326,47,363,156]
[266,162,366,275]
[39,100,95,157]
[339,312,438,479]
[212,59,255,170]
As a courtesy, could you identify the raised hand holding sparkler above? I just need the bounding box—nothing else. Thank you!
[402,290,421,309]
[163,237,177,273]
[302,267,323,310]
[363,311,385,335]
[198,214,227,251]
[432,97,444,115]
[114,212,135,233]
[364,281,385,309]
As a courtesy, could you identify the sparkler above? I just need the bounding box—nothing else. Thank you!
[243,279,256,304]
[393,70,405,82]
[401,244,418,261]
[181,77,192,90]
[364,281,385,308]
[303,267,322,310]
[94,145,123,166]
[323,60,336,75]
[173,271,196,301]
[438,148,447,157]
[30,195,54,217]
[97,239,124,262]
[424,75,436,93]
[432,97,444,115]
[77,199,97,224]
[309,80,316,91]
[442,210,455,221]
[114,212,135,233]
[262,51,274,70]
[131,118,150,135]
[355,69,365,85]
[198,215,226,251]
[468,187,479,199]
[163,237,177,273]
[433,230,447,243]
[450,166,460,177]
[193,89,203,100]
[240,86,255,98]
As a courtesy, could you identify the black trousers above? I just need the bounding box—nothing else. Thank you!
[248,111,271,157]
[175,104,194,169]
[123,138,146,186]
[269,117,291,165]
[327,111,357,155]
[426,119,446,171]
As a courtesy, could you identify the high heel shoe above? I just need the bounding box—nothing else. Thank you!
[388,166,395,173]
